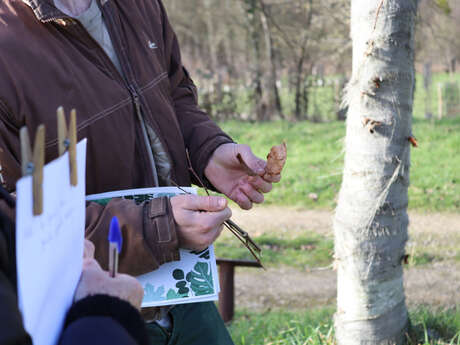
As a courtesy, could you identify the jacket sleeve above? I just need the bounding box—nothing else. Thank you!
[86,197,179,276]
[0,272,32,345]
[0,110,179,277]
[59,295,149,345]
[0,207,32,345]
[158,0,234,187]
[0,103,21,192]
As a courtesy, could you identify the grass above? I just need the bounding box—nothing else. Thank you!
[214,228,449,268]
[218,116,460,212]
[219,120,344,210]
[215,233,334,269]
[228,307,460,345]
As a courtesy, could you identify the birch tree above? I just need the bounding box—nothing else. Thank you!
[334,0,418,344]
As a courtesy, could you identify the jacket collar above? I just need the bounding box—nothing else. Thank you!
[22,0,108,22]
[22,0,66,22]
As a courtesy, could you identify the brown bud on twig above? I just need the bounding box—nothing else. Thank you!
[408,136,418,148]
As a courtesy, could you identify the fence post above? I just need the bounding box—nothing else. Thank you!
[423,62,432,119]
[437,82,443,119]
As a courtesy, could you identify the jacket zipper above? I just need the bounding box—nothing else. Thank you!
[99,2,175,186]
[54,11,161,187]
[128,85,160,187]
[49,3,176,187]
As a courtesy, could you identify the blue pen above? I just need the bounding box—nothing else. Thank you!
[108,216,122,278]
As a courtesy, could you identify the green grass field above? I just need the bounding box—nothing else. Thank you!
[228,307,460,345]
[218,116,460,212]
[215,232,334,269]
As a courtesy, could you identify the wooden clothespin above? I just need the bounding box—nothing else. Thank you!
[57,107,77,186]
[20,125,45,216]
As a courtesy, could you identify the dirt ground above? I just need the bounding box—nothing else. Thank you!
[227,206,460,311]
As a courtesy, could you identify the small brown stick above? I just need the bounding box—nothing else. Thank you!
[223,221,264,269]
[237,154,257,176]
[373,0,385,31]
[186,149,210,196]
[226,219,261,253]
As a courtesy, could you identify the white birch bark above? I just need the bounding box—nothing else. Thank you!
[334,0,418,344]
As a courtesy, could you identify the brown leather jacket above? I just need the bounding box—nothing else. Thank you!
[0,0,232,275]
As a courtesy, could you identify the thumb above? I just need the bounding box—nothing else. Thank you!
[237,144,266,176]
[187,195,228,212]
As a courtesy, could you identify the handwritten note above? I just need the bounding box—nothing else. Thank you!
[16,140,87,345]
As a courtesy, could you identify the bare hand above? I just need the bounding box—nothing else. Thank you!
[170,194,232,251]
[204,143,281,210]
[75,241,144,310]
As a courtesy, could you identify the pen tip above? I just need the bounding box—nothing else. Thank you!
[108,216,122,252]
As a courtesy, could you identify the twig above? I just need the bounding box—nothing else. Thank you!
[373,0,385,32]
[186,149,210,196]
[237,154,257,176]
[171,157,264,268]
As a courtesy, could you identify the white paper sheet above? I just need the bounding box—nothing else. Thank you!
[16,140,87,345]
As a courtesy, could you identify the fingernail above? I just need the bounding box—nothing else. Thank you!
[218,198,226,208]
[257,161,266,174]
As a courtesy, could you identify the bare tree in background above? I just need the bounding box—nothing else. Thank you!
[165,0,350,121]
[334,0,418,344]
[416,0,460,73]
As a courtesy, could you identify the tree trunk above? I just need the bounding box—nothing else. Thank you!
[246,0,266,121]
[334,1,418,344]
[260,1,283,119]
[204,0,222,110]
[294,54,305,120]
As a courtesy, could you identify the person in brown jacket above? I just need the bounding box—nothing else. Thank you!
[0,0,282,344]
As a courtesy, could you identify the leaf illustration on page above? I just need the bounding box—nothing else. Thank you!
[186,262,214,296]
[166,288,188,300]
[190,248,210,260]
[143,283,166,302]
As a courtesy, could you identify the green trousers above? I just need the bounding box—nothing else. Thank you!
[145,302,234,345]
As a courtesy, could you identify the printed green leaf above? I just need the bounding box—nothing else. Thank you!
[172,269,185,280]
[186,262,214,296]
[143,284,166,302]
[166,288,188,300]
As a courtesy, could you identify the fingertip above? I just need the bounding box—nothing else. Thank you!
[239,199,252,210]
[217,197,227,209]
